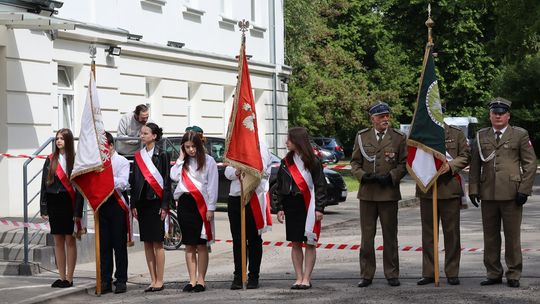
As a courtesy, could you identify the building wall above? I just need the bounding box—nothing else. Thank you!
[0,0,289,217]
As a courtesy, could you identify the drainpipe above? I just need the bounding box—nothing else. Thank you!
[269,0,278,154]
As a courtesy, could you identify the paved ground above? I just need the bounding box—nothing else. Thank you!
[2,178,540,304]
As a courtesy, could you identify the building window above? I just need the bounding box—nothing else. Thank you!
[57,65,74,129]
[220,0,232,17]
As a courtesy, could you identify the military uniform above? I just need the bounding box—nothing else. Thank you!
[351,102,407,285]
[469,98,536,286]
[417,124,470,282]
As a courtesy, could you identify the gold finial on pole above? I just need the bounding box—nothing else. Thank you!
[425,3,435,45]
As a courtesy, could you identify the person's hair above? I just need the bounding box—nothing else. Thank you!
[285,127,317,173]
[134,104,149,116]
[47,128,75,185]
[181,131,206,172]
[105,131,114,148]
[144,122,163,142]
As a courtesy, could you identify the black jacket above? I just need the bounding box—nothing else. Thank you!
[129,146,172,210]
[275,157,326,212]
[40,157,84,217]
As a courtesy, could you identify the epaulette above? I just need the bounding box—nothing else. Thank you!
[477,127,491,134]
[392,128,405,136]
[512,126,528,134]
[358,128,370,134]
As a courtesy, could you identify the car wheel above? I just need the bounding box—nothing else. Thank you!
[164,213,182,250]
[269,183,278,214]
[333,156,339,164]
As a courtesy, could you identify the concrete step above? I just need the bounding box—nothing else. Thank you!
[0,243,56,269]
[0,261,41,275]
[0,228,53,246]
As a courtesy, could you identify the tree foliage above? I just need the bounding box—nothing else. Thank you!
[285,0,539,155]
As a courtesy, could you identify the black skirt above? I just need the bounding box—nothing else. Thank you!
[178,194,207,245]
[283,194,307,242]
[137,198,164,242]
[47,192,75,235]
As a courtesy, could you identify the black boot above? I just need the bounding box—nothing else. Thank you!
[230,276,242,290]
[247,274,259,289]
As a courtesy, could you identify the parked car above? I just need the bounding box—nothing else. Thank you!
[310,140,336,164]
[164,136,347,211]
[312,137,345,163]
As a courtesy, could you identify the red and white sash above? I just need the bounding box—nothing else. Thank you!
[286,155,321,245]
[113,190,134,246]
[51,154,86,238]
[181,169,214,244]
[135,149,164,201]
[249,185,272,235]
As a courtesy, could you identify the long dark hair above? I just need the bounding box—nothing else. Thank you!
[47,128,75,185]
[285,127,317,173]
[181,131,206,172]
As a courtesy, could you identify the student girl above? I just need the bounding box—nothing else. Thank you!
[276,127,326,290]
[171,131,218,292]
[129,122,171,292]
[40,128,83,288]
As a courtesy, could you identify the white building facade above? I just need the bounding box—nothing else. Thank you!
[0,0,290,217]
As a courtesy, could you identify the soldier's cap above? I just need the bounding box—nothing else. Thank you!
[489,97,511,114]
[185,125,204,133]
[368,101,391,116]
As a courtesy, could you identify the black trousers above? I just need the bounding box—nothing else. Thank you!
[99,197,128,286]
[227,196,263,278]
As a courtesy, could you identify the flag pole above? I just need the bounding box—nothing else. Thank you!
[425,5,440,287]
[89,44,102,296]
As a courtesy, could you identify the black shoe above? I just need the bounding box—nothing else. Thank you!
[480,278,502,286]
[358,279,372,287]
[182,283,195,292]
[230,277,243,290]
[114,282,127,294]
[291,284,301,290]
[51,279,63,288]
[299,283,312,290]
[144,286,153,292]
[387,278,400,287]
[193,284,206,292]
[417,277,435,285]
[447,277,460,285]
[152,285,165,292]
[247,277,259,289]
[60,280,73,288]
[507,279,520,288]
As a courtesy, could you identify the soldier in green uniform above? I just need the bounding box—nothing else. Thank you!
[469,97,537,288]
[416,124,470,286]
[351,101,407,288]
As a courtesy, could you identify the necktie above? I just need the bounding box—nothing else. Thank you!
[377,132,384,144]
[495,131,501,144]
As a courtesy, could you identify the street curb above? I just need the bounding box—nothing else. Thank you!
[399,197,420,208]
[18,281,95,304]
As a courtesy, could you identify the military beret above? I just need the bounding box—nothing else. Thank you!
[368,101,391,116]
[489,97,511,113]
[189,125,204,133]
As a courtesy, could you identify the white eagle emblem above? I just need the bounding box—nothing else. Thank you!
[241,102,256,132]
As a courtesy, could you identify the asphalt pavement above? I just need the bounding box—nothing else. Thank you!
[2,178,539,304]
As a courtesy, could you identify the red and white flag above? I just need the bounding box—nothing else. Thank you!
[224,35,263,205]
[71,71,114,211]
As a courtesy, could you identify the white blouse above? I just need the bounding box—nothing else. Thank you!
[171,154,218,211]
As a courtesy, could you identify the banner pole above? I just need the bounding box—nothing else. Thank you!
[94,211,102,295]
[432,182,440,287]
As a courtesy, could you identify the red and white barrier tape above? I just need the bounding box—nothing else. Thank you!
[0,153,48,159]
[3,219,539,253]
[324,164,351,170]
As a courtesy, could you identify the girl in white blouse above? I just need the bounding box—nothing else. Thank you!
[171,131,218,292]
